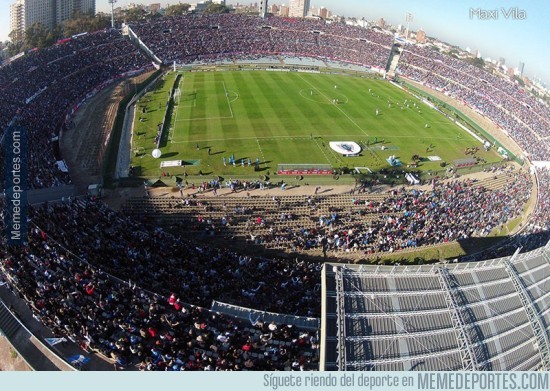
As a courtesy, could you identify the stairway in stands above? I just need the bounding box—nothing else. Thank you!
[0,301,21,340]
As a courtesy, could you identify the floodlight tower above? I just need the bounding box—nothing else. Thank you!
[405,12,413,40]
[259,0,269,18]
[109,0,118,29]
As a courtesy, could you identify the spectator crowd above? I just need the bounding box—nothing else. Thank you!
[25,199,322,318]
[134,169,533,256]
[130,14,393,70]
[0,211,319,370]
[0,13,548,371]
[1,13,548,190]
[397,46,550,162]
[460,166,550,261]
[0,29,151,188]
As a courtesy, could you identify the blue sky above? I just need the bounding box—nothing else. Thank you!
[1,0,549,84]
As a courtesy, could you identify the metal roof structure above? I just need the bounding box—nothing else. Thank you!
[321,240,550,371]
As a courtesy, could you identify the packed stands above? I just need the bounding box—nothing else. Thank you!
[129,14,393,70]
[0,212,319,370]
[460,166,550,261]
[397,46,550,161]
[0,13,548,372]
[0,29,151,189]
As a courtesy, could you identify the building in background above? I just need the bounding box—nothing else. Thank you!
[279,4,289,17]
[10,0,96,38]
[56,0,95,25]
[9,1,25,40]
[148,3,161,14]
[10,0,56,39]
[416,28,426,43]
[190,0,225,13]
[289,0,310,18]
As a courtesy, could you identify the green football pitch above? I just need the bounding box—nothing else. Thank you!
[130,70,501,179]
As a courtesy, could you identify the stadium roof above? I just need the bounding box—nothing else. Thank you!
[321,240,550,371]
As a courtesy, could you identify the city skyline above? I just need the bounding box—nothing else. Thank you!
[0,0,548,85]
[8,0,96,40]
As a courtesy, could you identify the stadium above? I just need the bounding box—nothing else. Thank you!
[0,10,549,373]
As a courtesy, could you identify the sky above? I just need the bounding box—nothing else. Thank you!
[1,0,549,85]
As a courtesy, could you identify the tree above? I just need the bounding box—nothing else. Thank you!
[7,12,114,55]
[466,57,485,69]
[8,28,24,45]
[24,22,60,49]
[44,25,63,47]
[203,3,230,14]
[165,3,191,16]
[7,39,24,57]
[122,7,148,22]
[7,30,23,56]
[513,75,525,87]
[447,49,459,59]
[63,11,110,36]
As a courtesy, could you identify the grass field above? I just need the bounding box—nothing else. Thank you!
[130,70,501,179]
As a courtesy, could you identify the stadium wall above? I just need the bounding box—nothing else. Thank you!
[105,69,163,183]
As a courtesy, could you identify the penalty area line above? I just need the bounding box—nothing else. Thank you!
[223,81,234,119]
[256,139,265,161]
[312,138,333,164]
